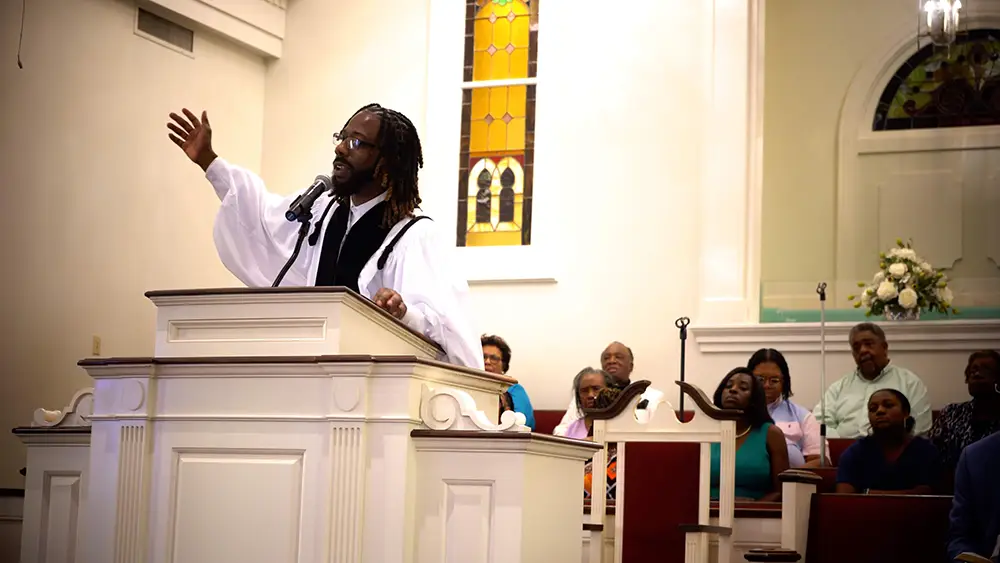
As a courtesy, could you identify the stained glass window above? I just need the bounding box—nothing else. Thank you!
[873,29,1000,131]
[457,0,538,247]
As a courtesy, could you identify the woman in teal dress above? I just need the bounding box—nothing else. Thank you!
[709,367,790,501]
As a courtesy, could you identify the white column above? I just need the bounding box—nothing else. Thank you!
[698,0,765,325]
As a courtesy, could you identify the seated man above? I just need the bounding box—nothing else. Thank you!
[949,431,1000,561]
[481,334,535,430]
[553,341,633,435]
[813,322,931,438]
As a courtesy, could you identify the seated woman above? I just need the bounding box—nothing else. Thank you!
[481,334,535,430]
[554,367,619,501]
[929,350,1000,472]
[709,367,790,501]
[748,348,827,467]
[836,388,941,495]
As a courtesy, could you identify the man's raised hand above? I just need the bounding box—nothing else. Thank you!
[167,109,217,172]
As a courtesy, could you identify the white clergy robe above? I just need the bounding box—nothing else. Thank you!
[205,157,485,370]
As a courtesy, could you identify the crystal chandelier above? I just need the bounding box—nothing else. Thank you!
[922,0,963,46]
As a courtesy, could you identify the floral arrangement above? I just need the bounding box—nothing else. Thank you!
[848,239,958,318]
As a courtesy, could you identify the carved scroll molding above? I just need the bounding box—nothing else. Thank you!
[419,384,529,432]
[33,387,94,427]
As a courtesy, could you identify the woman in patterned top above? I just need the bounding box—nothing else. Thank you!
[555,367,620,501]
[929,350,1000,472]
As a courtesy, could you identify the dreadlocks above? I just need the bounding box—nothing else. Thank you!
[338,103,424,227]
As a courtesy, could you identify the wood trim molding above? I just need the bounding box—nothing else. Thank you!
[677,381,743,421]
[779,469,823,485]
[692,319,1000,353]
[409,429,601,451]
[584,381,651,420]
[78,354,516,385]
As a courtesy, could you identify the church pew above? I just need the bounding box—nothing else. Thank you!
[804,493,953,563]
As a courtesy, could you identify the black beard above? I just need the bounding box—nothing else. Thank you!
[331,164,376,198]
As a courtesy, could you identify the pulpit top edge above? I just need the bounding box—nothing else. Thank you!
[144,287,359,298]
[409,429,603,451]
[12,426,92,436]
[76,354,517,385]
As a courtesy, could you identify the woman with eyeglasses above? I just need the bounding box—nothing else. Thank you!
[929,350,1000,473]
[481,334,535,430]
[748,348,828,467]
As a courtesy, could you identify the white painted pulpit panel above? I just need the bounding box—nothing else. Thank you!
[443,481,494,563]
[39,473,81,563]
[169,451,303,563]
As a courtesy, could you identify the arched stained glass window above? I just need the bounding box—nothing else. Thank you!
[456,0,539,247]
[873,29,1000,131]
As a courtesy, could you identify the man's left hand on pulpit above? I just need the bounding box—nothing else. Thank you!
[374,288,407,319]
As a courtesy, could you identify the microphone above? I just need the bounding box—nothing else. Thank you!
[285,175,331,222]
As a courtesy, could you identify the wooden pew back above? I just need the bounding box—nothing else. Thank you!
[805,493,953,563]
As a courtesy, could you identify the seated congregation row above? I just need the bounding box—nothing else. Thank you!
[483,323,1000,500]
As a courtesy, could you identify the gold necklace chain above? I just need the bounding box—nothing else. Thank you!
[736,426,751,439]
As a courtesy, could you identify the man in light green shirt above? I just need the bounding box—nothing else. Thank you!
[813,322,932,438]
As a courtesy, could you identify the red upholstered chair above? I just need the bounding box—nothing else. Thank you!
[533,409,564,435]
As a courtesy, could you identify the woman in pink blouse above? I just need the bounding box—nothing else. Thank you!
[748,348,828,467]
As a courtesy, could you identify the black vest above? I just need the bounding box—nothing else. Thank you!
[314,200,392,291]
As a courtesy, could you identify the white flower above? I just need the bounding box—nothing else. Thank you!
[861,291,873,307]
[876,281,898,301]
[936,287,954,305]
[897,248,917,260]
[898,288,918,309]
[873,271,885,284]
[888,263,908,277]
[919,261,933,273]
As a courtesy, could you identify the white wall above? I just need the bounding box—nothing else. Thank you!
[0,0,266,488]
[760,0,1000,308]
[260,0,711,411]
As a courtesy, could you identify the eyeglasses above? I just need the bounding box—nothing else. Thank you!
[332,132,376,151]
[483,354,503,364]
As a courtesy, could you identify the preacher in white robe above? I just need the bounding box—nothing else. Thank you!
[168,105,483,370]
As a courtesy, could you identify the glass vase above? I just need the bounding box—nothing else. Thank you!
[884,308,920,321]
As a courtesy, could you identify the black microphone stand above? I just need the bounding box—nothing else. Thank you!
[271,209,313,287]
[675,316,690,414]
[817,282,829,467]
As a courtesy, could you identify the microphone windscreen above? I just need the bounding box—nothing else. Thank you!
[315,174,332,189]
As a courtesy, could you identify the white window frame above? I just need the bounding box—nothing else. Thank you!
[422,0,555,285]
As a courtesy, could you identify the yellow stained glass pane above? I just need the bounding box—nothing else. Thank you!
[507,117,525,151]
[509,48,528,78]
[471,89,489,119]
[490,50,510,80]
[474,18,492,51]
[510,14,529,48]
[492,18,511,49]
[507,85,526,118]
[473,51,491,81]
[487,119,507,152]
[489,87,507,120]
[467,231,522,247]
[470,120,488,153]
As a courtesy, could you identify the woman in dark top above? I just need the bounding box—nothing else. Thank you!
[836,388,941,494]
[929,350,1000,471]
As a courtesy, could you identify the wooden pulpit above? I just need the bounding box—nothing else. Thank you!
[65,287,515,563]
